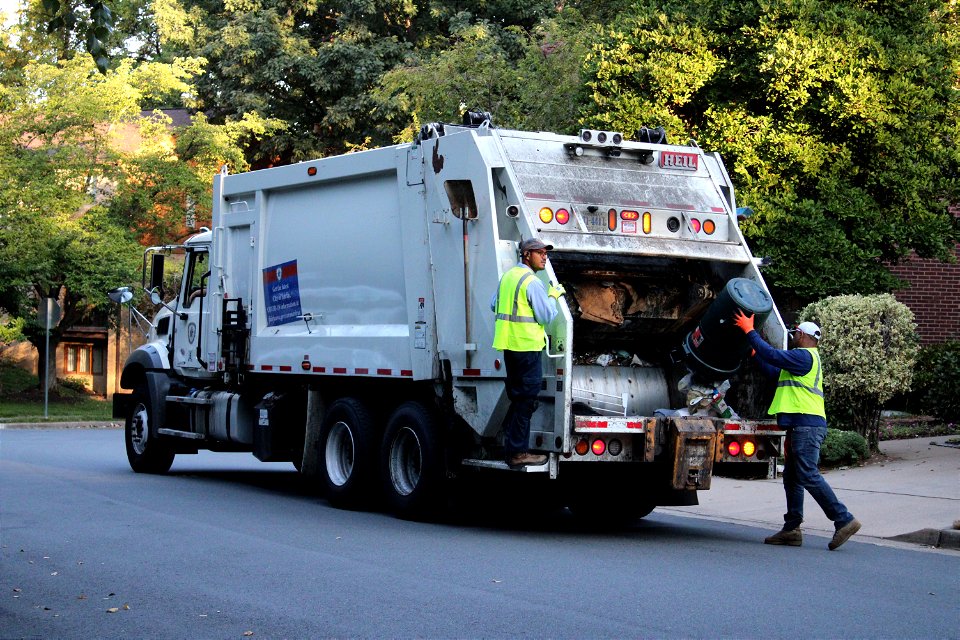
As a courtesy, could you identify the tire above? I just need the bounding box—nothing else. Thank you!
[380,401,446,520]
[318,398,377,508]
[125,385,175,474]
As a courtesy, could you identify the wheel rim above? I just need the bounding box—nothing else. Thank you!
[130,403,149,455]
[325,421,355,487]
[388,426,422,497]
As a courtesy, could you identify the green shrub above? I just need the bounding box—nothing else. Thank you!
[58,376,92,396]
[912,340,960,423]
[0,360,37,396]
[800,294,918,450]
[820,428,869,467]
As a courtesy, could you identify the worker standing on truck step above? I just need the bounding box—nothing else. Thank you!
[491,238,565,469]
[733,311,861,550]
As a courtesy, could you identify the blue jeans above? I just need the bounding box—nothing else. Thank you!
[782,425,854,531]
[502,350,542,454]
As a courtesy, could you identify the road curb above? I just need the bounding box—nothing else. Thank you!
[887,528,960,550]
[0,421,121,430]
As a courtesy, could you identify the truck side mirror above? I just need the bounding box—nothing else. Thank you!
[107,286,134,304]
[149,254,165,295]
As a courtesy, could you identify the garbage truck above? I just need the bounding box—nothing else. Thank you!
[111,113,788,520]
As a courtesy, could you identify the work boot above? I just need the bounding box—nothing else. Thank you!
[764,528,803,546]
[506,452,548,469]
[829,518,862,550]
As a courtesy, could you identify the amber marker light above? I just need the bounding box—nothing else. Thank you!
[575,439,590,456]
[539,207,554,223]
[742,441,756,457]
[703,219,716,234]
[642,211,652,234]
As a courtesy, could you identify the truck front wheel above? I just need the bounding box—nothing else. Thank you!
[125,386,175,474]
[318,398,377,508]
[380,401,446,520]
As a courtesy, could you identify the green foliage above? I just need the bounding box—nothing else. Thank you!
[107,110,283,243]
[820,428,869,467]
[583,0,960,304]
[0,359,37,395]
[911,340,960,423]
[800,294,919,449]
[59,376,92,394]
[376,12,593,141]
[0,317,26,344]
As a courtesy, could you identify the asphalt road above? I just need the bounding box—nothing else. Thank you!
[2,428,958,639]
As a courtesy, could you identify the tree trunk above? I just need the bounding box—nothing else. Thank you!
[32,336,61,394]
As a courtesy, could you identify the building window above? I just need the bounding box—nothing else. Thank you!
[65,344,92,375]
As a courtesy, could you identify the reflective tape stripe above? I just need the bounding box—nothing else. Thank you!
[496,271,537,323]
[776,355,824,397]
[511,272,536,317]
[776,380,824,398]
[496,313,538,323]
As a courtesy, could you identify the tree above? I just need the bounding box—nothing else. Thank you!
[107,110,285,244]
[799,294,918,450]
[375,11,593,140]
[583,0,960,306]
[0,56,208,388]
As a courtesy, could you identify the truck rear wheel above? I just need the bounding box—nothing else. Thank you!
[125,385,175,474]
[380,401,446,520]
[319,398,377,508]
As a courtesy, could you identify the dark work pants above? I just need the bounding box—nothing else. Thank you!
[502,350,543,454]
[782,425,854,531]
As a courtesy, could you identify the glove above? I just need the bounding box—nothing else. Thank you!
[733,309,755,334]
[548,283,566,299]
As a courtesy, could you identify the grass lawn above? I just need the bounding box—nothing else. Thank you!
[0,396,114,422]
[0,362,115,422]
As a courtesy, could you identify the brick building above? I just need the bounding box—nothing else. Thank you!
[888,204,960,345]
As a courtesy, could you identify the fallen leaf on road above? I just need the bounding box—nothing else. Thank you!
[123,604,130,610]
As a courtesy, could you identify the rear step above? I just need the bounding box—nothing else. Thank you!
[462,454,558,478]
[157,428,205,440]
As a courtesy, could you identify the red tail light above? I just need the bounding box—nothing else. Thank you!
[591,439,606,455]
[727,441,741,457]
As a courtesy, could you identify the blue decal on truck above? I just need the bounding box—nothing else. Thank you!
[263,260,302,326]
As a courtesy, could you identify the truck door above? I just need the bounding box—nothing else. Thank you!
[173,248,210,374]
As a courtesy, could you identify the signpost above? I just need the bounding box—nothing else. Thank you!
[38,298,60,419]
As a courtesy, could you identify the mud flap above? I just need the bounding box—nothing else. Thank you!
[669,418,718,490]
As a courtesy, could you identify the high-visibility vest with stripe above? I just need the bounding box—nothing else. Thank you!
[493,266,546,352]
[768,348,826,418]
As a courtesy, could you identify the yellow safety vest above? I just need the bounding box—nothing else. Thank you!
[768,348,826,418]
[493,266,546,352]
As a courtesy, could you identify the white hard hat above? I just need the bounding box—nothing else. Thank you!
[791,321,822,341]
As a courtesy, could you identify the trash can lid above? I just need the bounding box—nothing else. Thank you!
[727,278,773,315]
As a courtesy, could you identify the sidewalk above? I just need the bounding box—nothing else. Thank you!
[662,436,960,551]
